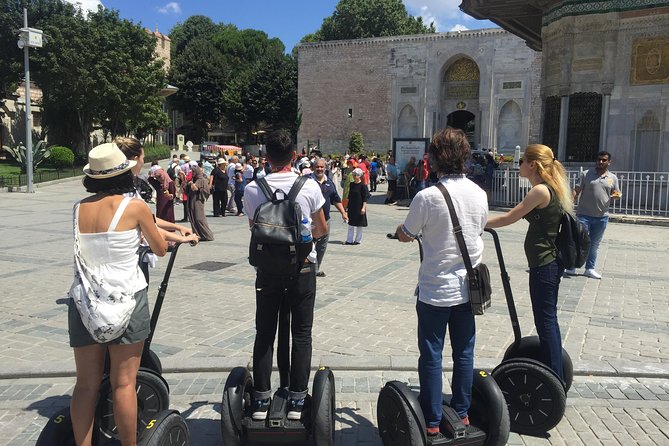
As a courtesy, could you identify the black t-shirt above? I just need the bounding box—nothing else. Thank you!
[211,168,229,192]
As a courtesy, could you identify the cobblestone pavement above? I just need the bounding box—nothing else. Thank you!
[2,372,669,445]
[1,173,669,444]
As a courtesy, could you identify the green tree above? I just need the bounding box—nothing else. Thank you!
[168,36,227,132]
[349,131,364,154]
[0,1,23,101]
[311,0,434,42]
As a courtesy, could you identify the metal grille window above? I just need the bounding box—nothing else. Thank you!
[566,93,602,162]
[542,96,561,152]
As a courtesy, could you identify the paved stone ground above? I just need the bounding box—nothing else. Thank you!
[1,170,669,444]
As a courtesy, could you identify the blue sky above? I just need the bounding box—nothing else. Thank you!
[64,0,495,52]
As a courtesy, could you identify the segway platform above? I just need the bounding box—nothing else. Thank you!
[242,388,312,444]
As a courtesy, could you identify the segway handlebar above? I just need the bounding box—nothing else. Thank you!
[484,228,522,345]
[387,231,423,262]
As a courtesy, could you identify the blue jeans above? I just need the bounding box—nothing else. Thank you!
[577,214,608,270]
[528,260,564,381]
[416,300,475,427]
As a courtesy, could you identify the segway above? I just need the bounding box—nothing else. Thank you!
[378,233,510,446]
[221,304,335,445]
[36,244,189,445]
[485,228,570,435]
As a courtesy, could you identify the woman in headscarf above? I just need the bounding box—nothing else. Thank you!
[148,166,176,223]
[187,165,215,241]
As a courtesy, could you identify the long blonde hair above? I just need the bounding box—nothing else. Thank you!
[524,144,574,213]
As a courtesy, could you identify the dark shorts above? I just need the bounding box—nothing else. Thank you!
[68,288,150,348]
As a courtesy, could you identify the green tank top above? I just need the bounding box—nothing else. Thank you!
[523,184,562,268]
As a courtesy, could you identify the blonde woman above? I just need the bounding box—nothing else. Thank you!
[486,144,573,382]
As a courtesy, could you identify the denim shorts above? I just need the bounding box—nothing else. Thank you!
[68,288,150,347]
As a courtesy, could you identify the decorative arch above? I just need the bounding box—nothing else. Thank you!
[398,105,418,138]
[497,100,522,151]
[634,110,661,171]
[443,58,480,99]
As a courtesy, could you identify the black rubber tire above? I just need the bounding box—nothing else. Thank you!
[35,406,76,446]
[221,367,253,446]
[469,369,510,446]
[492,358,566,435]
[97,369,170,440]
[503,336,574,391]
[141,348,163,375]
[376,382,426,446]
[140,411,189,446]
[311,367,335,446]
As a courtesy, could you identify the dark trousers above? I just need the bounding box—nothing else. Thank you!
[529,260,565,381]
[252,264,316,400]
[315,220,331,272]
[212,189,227,216]
[181,200,189,221]
[234,190,244,214]
[370,173,378,192]
[385,180,397,203]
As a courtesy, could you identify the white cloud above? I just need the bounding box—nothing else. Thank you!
[403,0,484,32]
[450,24,469,32]
[158,2,181,15]
[63,0,104,14]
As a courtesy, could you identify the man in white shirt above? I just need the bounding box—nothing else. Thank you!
[396,127,488,439]
[243,130,327,422]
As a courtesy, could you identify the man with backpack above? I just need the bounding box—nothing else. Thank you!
[242,129,327,422]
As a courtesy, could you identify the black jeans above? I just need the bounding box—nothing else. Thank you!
[253,263,316,400]
[212,189,227,216]
[385,180,397,203]
[234,190,244,214]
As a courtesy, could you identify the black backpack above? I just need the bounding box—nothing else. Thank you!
[166,163,177,180]
[552,212,591,269]
[249,176,312,275]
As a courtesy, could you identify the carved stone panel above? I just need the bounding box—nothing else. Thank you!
[630,37,669,85]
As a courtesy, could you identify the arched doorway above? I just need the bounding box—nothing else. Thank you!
[441,57,481,147]
[497,100,522,151]
[447,110,475,143]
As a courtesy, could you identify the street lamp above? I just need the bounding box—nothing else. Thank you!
[17,7,43,193]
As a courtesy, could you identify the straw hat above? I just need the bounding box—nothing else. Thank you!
[83,143,136,179]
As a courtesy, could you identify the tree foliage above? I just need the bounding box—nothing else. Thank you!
[305,0,434,42]
[349,131,364,154]
[1,1,168,152]
[169,19,298,141]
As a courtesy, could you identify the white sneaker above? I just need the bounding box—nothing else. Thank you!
[564,269,577,276]
[583,269,602,279]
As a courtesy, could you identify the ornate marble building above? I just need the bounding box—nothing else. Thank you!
[297,29,542,155]
[462,0,669,170]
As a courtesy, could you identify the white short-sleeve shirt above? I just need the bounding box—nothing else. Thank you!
[402,176,488,307]
[243,172,325,264]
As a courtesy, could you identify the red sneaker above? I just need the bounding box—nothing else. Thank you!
[426,427,440,436]
[461,415,470,426]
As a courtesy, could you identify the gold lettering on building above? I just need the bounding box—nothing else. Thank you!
[631,37,669,85]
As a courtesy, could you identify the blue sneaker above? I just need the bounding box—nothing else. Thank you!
[287,398,305,420]
[252,398,271,420]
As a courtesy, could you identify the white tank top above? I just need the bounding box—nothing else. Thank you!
[75,196,148,294]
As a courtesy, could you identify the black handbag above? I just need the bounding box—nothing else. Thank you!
[436,183,492,315]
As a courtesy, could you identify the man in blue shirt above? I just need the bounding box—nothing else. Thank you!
[311,158,348,277]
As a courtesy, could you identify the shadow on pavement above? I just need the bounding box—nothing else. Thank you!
[25,394,71,418]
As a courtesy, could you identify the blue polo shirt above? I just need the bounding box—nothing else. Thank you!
[310,174,341,220]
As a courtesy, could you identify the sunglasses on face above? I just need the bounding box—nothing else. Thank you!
[519,159,525,165]
[597,158,609,162]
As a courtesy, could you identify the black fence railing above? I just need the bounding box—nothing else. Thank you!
[0,168,82,188]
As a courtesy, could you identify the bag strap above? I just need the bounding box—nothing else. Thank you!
[287,175,308,201]
[256,177,274,201]
[436,183,475,278]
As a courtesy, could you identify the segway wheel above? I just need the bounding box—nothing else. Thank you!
[311,367,335,446]
[377,381,426,446]
[138,410,189,446]
[97,368,170,440]
[221,367,253,446]
[502,336,574,391]
[141,348,163,375]
[35,406,75,446]
[492,358,566,435]
[469,369,510,446]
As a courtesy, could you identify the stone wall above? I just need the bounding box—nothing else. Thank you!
[297,30,542,156]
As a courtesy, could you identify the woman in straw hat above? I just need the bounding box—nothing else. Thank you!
[68,143,196,446]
